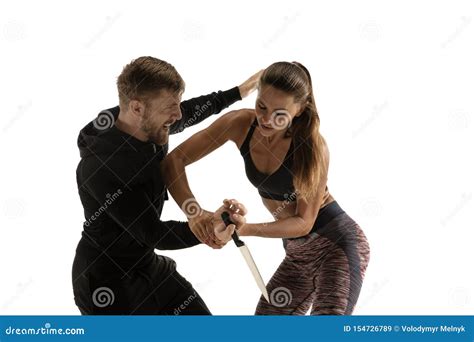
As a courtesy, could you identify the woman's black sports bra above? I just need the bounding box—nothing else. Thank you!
[239,119,297,202]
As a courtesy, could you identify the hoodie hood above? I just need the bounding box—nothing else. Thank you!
[78,106,167,160]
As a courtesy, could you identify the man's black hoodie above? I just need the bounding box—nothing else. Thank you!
[73,87,241,283]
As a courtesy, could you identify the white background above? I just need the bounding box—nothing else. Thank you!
[1,0,473,315]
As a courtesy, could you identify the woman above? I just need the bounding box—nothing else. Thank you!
[162,62,370,315]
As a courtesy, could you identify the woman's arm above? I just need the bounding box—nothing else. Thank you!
[162,109,252,213]
[238,140,330,239]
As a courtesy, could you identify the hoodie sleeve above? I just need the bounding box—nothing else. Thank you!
[170,86,242,134]
[79,161,201,250]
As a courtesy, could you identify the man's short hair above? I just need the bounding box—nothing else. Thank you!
[117,56,185,107]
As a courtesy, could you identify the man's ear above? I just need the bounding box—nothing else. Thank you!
[129,99,145,118]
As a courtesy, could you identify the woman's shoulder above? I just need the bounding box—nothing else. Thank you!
[223,108,255,127]
[214,109,255,146]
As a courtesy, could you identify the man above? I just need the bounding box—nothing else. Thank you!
[72,56,259,314]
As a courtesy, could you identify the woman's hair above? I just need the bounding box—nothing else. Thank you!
[260,61,327,200]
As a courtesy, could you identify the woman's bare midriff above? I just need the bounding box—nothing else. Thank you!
[235,109,335,222]
[261,191,335,221]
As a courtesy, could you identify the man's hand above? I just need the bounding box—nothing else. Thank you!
[238,70,264,98]
[188,210,223,249]
[213,199,248,245]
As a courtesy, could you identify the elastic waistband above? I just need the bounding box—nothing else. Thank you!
[283,201,346,245]
[310,200,345,233]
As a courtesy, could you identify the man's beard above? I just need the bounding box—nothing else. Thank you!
[141,112,168,145]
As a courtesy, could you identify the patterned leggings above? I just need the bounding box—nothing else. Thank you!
[255,201,370,315]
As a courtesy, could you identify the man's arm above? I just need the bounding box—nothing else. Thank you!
[78,160,200,250]
[171,87,241,134]
[170,70,263,134]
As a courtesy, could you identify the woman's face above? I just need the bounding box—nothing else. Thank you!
[255,85,303,137]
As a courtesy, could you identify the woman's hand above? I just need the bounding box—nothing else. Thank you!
[213,199,248,244]
[187,198,248,248]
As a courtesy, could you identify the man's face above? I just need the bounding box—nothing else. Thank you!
[141,90,182,145]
